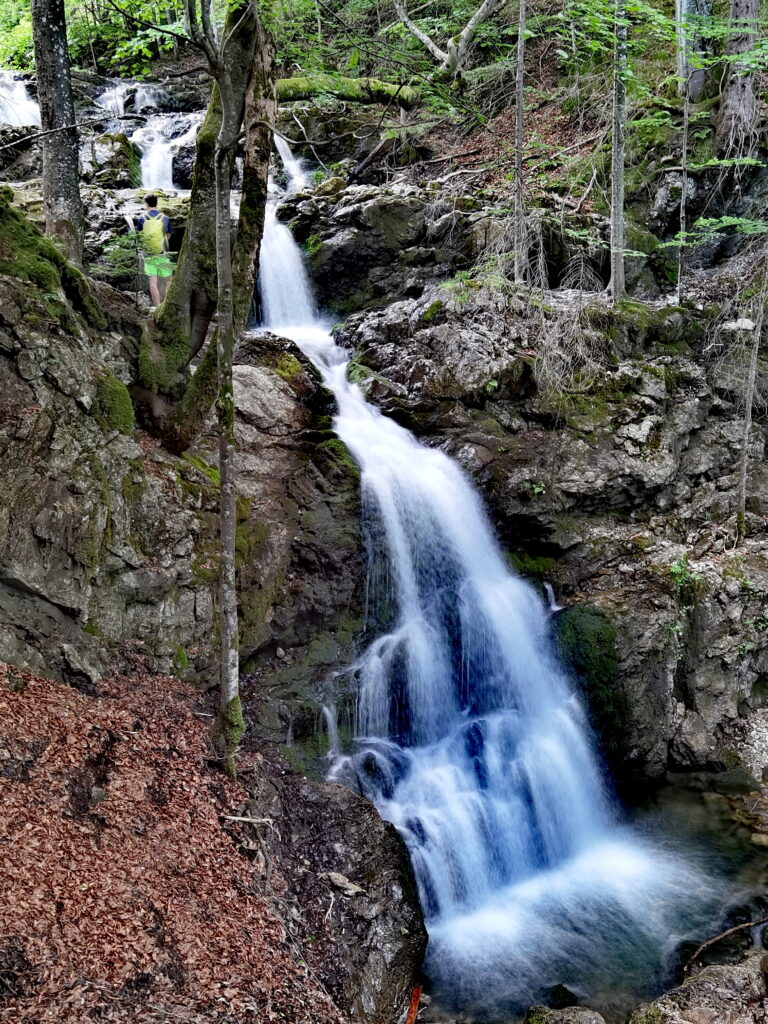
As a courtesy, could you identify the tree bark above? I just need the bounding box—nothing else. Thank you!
[609,0,627,305]
[716,0,758,154]
[30,0,84,264]
[513,0,527,283]
[233,21,278,335]
[735,270,765,545]
[676,0,712,103]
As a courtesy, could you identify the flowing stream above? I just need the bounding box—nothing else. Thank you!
[0,71,40,126]
[255,144,739,1021]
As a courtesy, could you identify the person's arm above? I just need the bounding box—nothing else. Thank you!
[163,215,172,251]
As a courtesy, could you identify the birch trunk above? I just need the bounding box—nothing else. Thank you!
[736,274,765,545]
[513,0,527,284]
[30,0,84,264]
[609,0,627,305]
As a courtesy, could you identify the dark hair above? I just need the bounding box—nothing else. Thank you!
[144,194,158,207]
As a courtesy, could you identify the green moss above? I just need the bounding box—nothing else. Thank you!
[419,299,444,324]
[182,452,221,487]
[94,373,135,434]
[303,233,323,261]
[555,606,629,765]
[210,695,246,778]
[508,552,558,576]
[0,186,105,330]
[273,352,304,381]
[317,438,360,479]
[81,621,101,636]
[173,645,189,672]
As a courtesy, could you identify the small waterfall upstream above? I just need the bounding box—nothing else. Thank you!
[257,145,735,1020]
[96,83,201,190]
[0,72,40,126]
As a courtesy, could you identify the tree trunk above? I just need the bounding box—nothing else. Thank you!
[716,0,758,154]
[137,1,262,451]
[513,0,526,283]
[735,271,765,545]
[676,0,712,103]
[609,0,627,305]
[233,21,278,335]
[211,84,243,777]
[277,75,418,109]
[677,82,689,305]
[30,0,84,264]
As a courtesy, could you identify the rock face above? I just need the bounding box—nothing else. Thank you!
[627,952,768,1024]
[246,762,427,1024]
[0,199,363,709]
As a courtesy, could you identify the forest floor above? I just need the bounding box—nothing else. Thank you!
[0,661,348,1024]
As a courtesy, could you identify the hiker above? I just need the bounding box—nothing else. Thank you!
[135,194,173,307]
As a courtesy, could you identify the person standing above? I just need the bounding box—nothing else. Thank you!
[135,194,173,307]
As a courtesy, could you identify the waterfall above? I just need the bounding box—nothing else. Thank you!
[95,82,132,118]
[96,84,202,190]
[257,144,732,1021]
[0,72,40,126]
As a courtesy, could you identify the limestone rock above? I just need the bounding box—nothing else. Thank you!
[627,952,768,1024]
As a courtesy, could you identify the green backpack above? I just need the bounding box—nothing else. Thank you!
[140,211,166,255]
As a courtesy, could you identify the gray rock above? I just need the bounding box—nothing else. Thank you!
[627,951,768,1024]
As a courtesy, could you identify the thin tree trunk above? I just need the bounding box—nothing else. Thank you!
[677,80,689,305]
[231,23,278,333]
[735,269,766,545]
[213,122,242,776]
[609,0,627,305]
[30,0,84,264]
[513,0,527,284]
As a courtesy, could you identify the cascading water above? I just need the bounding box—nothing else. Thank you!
[96,83,201,190]
[0,71,40,126]
[257,145,737,1021]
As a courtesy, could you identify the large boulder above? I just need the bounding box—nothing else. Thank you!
[79,132,142,188]
[627,952,768,1024]
[246,763,427,1024]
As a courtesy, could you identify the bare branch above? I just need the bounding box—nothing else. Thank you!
[455,0,502,67]
[393,0,449,65]
[102,0,196,46]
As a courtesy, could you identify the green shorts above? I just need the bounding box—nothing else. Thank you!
[143,254,174,278]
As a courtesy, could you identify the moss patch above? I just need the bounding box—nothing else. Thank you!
[94,373,135,434]
[0,186,105,330]
[555,606,629,767]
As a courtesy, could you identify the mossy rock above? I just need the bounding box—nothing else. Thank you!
[94,373,135,434]
[0,186,105,330]
[555,605,630,768]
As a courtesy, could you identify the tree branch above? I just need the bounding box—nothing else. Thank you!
[684,915,768,972]
[393,0,449,64]
[102,0,196,46]
[0,114,141,153]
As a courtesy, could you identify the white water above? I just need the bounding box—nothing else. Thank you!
[95,81,132,118]
[0,72,40,126]
[96,83,201,190]
[257,145,735,1020]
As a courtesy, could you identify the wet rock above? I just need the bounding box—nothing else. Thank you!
[247,767,427,1024]
[627,951,768,1024]
[524,1009,606,1024]
[0,126,40,180]
[79,133,141,188]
